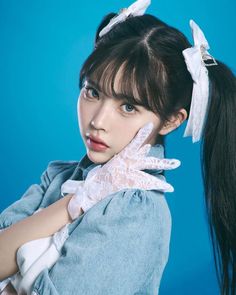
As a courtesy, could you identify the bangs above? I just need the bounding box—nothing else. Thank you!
[79,40,165,111]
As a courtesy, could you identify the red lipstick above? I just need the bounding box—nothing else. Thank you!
[86,134,109,151]
[89,134,109,147]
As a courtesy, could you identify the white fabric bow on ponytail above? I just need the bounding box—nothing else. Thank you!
[182,20,217,143]
[99,0,151,37]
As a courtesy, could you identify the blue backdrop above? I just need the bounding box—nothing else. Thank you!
[0,0,235,294]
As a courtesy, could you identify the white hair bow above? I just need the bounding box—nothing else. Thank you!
[182,20,217,143]
[99,0,151,38]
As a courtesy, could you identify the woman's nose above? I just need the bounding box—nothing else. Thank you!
[91,101,113,130]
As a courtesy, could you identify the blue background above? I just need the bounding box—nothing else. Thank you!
[0,0,235,294]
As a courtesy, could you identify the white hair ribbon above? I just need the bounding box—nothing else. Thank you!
[99,0,151,38]
[182,19,217,143]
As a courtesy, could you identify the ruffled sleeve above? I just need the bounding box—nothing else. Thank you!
[31,187,172,295]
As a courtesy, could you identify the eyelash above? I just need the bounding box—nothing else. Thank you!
[83,86,138,115]
[84,86,99,99]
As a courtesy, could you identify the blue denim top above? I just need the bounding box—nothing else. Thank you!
[0,143,172,295]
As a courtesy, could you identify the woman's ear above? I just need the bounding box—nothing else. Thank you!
[158,108,188,135]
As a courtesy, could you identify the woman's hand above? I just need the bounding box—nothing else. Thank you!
[62,122,181,219]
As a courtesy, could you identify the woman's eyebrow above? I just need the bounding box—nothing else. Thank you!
[85,78,102,92]
[85,77,145,106]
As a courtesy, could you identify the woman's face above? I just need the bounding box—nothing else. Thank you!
[77,73,164,164]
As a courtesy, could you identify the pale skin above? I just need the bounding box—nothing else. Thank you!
[0,67,187,286]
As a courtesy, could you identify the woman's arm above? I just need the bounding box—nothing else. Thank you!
[0,194,83,280]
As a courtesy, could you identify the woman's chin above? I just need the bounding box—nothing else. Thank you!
[86,149,113,164]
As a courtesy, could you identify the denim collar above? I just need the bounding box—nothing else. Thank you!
[71,143,165,181]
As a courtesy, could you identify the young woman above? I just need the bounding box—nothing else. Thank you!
[0,0,235,294]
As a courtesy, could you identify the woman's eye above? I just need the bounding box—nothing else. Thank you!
[121,103,137,114]
[84,86,99,99]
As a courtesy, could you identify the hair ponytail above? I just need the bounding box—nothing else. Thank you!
[201,61,236,295]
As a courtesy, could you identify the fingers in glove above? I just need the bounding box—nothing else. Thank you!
[125,122,154,153]
[122,169,175,192]
[135,157,181,171]
[138,143,152,158]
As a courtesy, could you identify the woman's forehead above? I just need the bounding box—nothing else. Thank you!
[87,64,142,103]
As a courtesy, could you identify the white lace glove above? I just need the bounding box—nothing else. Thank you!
[61,122,181,219]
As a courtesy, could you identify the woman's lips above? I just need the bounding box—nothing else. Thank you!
[86,137,109,151]
[89,135,109,147]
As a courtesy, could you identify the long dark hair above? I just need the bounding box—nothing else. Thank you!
[79,12,236,294]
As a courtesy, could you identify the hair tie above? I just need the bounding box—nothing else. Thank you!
[99,0,151,38]
[182,19,217,143]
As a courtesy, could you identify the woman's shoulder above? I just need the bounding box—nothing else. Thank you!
[80,187,172,233]
[126,188,171,224]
